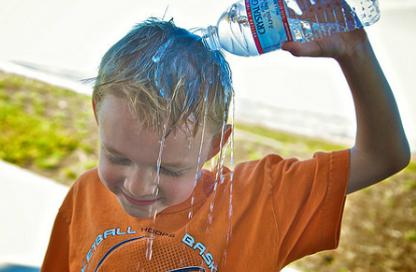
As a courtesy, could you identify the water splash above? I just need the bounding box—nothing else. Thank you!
[286,0,303,16]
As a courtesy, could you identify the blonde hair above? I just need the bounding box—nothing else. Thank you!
[92,18,233,136]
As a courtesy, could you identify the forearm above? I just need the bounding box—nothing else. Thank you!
[337,38,410,167]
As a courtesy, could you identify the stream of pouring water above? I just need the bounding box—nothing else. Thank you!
[145,122,168,261]
[143,31,235,267]
[221,92,235,266]
[144,40,175,261]
[206,118,227,226]
[186,85,210,224]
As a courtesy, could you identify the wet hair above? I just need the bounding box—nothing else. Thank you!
[92,17,233,136]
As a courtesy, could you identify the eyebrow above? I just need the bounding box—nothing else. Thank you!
[102,144,190,169]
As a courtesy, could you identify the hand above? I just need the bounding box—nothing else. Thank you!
[281,0,371,61]
[281,28,371,62]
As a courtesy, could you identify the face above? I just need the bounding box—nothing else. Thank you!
[96,95,218,219]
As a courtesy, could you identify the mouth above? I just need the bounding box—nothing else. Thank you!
[121,191,160,206]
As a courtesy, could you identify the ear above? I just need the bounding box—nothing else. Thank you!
[92,99,99,124]
[206,124,233,161]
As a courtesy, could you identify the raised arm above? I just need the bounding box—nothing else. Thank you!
[282,29,410,194]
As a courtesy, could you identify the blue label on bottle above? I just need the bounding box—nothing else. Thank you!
[245,0,289,54]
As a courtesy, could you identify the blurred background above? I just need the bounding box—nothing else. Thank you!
[0,0,415,271]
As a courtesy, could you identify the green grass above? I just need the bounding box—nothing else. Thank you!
[235,123,347,152]
[0,72,97,184]
[0,100,78,168]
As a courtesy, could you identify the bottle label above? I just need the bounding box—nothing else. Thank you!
[245,0,292,54]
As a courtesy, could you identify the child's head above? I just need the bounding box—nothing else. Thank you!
[92,18,233,218]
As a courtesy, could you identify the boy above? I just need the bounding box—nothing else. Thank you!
[41,17,410,271]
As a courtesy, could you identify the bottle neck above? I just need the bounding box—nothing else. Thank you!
[201,26,221,51]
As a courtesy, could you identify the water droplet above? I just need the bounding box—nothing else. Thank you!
[187,136,193,151]
[159,88,166,97]
[208,214,213,225]
[152,38,174,63]
[136,262,141,271]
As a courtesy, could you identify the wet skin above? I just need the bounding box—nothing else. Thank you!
[96,95,227,219]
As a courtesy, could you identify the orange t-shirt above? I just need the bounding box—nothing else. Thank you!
[41,149,350,271]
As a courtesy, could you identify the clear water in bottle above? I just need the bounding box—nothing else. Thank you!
[199,0,380,56]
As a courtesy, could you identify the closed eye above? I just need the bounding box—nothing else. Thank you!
[158,167,182,177]
[107,155,131,165]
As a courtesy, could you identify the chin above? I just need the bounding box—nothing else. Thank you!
[118,197,165,219]
[122,203,154,219]
[125,208,153,219]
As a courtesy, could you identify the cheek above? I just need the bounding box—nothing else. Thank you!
[161,176,196,202]
[98,158,125,192]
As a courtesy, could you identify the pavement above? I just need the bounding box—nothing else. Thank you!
[0,161,68,268]
[0,161,300,271]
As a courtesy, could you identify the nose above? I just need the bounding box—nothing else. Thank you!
[123,166,159,197]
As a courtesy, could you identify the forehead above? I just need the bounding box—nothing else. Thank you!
[97,95,212,165]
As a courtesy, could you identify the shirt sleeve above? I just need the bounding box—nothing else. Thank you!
[41,183,75,272]
[41,210,70,272]
[268,149,350,268]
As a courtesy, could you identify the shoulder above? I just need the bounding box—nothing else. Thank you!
[230,154,287,196]
[70,168,102,194]
[233,153,306,181]
[233,149,349,188]
[234,154,285,174]
[75,168,100,185]
[60,168,106,211]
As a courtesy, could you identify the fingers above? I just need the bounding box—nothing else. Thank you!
[281,41,323,57]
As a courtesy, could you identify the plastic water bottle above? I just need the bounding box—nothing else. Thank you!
[199,0,380,56]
